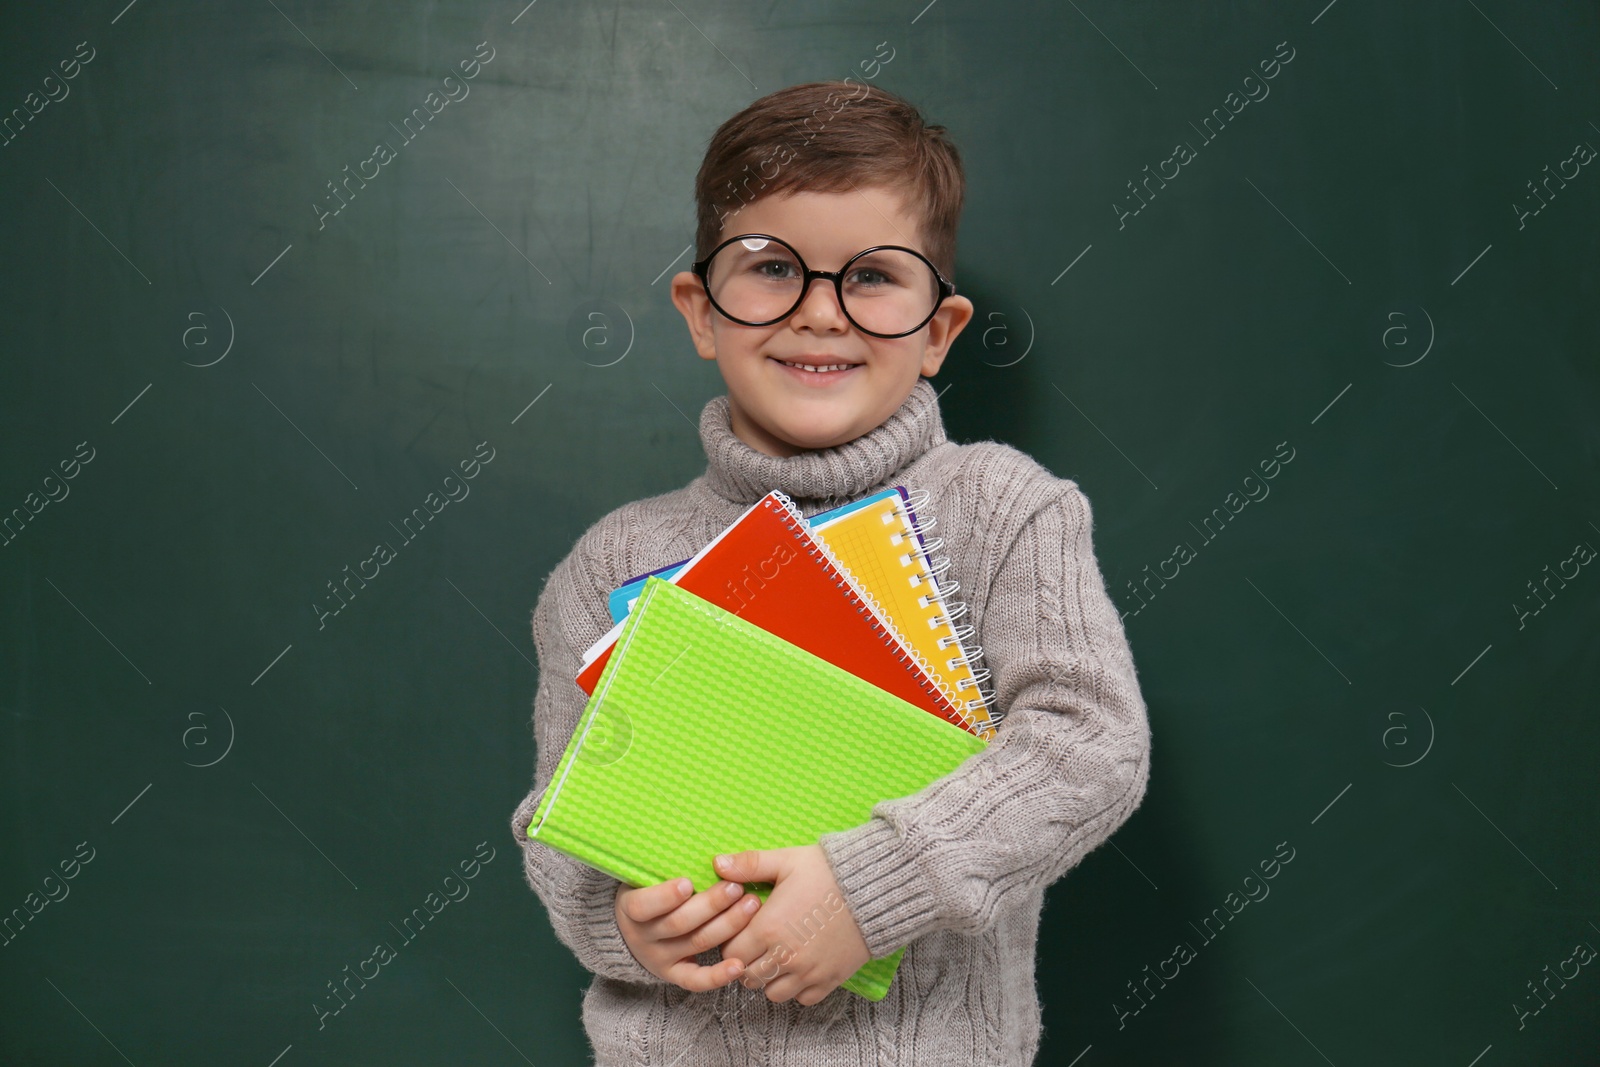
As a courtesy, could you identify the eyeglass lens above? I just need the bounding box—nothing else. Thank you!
[704,237,940,335]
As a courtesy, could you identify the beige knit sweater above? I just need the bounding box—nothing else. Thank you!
[509,378,1151,1066]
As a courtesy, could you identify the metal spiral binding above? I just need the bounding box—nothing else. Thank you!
[961,684,1000,724]
[895,485,1000,730]
[766,492,990,735]
[939,622,978,650]
[918,581,963,614]
[897,491,998,734]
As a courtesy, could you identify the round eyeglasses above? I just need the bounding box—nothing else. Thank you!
[691,233,956,339]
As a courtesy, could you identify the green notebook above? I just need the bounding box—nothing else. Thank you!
[528,575,990,1000]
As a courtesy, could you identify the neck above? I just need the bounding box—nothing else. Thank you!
[698,378,948,507]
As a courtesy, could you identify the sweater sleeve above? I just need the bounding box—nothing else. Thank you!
[508,547,671,987]
[817,482,1151,959]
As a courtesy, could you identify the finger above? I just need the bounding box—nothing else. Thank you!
[758,971,809,1003]
[650,880,752,939]
[795,983,834,1007]
[663,954,746,994]
[668,891,762,958]
[739,944,787,992]
[714,849,781,886]
[619,877,694,924]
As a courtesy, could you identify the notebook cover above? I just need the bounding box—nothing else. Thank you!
[810,490,998,740]
[605,492,894,625]
[608,562,685,623]
[575,492,974,735]
[529,575,990,1000]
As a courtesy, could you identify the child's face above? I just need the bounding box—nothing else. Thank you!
[671,184,973,458]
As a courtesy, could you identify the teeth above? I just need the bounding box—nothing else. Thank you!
[780,360,855,373]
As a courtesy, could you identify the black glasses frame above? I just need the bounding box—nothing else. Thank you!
[691,232,957,339]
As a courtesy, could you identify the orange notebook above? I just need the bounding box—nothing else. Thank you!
[574,491,976,735]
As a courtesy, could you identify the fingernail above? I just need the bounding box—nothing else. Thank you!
[715,854,730,868]
[742,896,759,912]
[725,881,742,898]
[676,878,692,895]
[727,959,743,975]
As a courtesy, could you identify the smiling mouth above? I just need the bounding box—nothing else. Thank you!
[772,357,861,374]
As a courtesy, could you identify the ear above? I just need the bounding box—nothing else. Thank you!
[918,294,974,377]
[670,271,720,362]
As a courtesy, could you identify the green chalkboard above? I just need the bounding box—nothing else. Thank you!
[2,1,1595,1064]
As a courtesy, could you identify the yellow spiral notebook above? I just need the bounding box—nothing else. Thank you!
[809,488,999,738]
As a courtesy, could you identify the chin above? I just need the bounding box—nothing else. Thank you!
[772,416,861,452]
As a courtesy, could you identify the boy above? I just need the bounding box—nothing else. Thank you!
[509,81,1150,1066]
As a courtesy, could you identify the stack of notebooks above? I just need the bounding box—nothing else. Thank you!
[527,488,1000,1000]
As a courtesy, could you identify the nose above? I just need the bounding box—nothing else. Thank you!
[790,273,849,331]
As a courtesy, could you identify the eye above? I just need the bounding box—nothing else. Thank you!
[847,266,894,287]
[751,257,799,281]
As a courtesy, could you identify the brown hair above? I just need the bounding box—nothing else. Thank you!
[693,81,965,281]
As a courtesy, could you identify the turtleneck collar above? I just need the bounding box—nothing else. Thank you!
[698,378,949,509]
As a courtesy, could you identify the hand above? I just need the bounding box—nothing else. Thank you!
[714,845,872,1006]
[615,876,764,991]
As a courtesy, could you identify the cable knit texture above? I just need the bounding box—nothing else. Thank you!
[509,378,1151,1066]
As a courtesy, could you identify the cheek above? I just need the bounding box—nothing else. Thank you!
[724,325,782,360]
